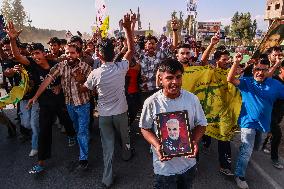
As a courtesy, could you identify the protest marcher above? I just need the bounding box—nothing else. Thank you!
[0,37,32,143]
[227,53,284,189]
[27,42,92,173]
[140,58,207,188]
[83,13,135,188]
[46,37,77,139]
[196,33,235,176]
[5,21,79,172]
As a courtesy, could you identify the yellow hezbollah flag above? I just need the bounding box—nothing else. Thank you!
[182,66,241,141]
[0,69,29,108]
[100,16,109,38]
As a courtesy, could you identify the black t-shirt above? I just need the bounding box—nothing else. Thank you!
[272,75,284,123]
[1,58,21,86]
[29,59,61,107]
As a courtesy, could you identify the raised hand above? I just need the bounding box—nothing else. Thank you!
[131,13,137,31]
[4,22,22,40]
[171,19,179,31]
[210,32,220,46]
[121,13,132,31]
[234,53,243,63]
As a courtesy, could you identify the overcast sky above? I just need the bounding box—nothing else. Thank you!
[21,0,268,34]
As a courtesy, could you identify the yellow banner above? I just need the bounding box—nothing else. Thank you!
[0,69,29,108]
[182,66,241,141]
[100,16,109,38]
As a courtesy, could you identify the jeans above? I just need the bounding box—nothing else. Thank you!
[19,100,40,150]
[235,128,267,177]
[153,166,197,189]
[67,102,90,161]
[99,112,130,186]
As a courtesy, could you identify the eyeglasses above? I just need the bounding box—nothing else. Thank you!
[253,68,269,72]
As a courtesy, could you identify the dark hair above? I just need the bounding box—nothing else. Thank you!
[70,36,83,45]
[266,46,282,54]
[60,39,67,45]
[145,35,158,43]
[48,37,61,45]
[98,38,115,62]
[158,58,184,74]
[255,58,270,66]
[214,50,230,60]
[1,37,10,44]
[66,42,82,53]
[176,43,191,50]
[29,43,45,52]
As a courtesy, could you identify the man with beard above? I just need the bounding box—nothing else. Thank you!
[140,58,207,188]
[163,119,191,156]
[138,20,178,104]
[27,43,92,173]
[228,55,284,189]
[175,43,192,67]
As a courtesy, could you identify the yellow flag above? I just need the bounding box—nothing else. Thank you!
[0,69,29,108]
[182,66,242,141]
[100,16,109,38]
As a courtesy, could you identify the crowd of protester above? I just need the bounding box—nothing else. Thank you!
[0,12,284,189]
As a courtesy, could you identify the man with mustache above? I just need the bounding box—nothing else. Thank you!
[138,20,178,104]
[27,43,92,173]
[228,54,284,189]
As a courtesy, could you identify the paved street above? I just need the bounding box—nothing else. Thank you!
[0,108,283,189]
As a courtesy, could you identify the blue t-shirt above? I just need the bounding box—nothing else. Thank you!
[237,77,284,132]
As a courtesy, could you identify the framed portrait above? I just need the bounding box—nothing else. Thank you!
[253,20,284,58]
[156,110,194,158]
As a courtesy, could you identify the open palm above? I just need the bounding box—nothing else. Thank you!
[4,22,22,40]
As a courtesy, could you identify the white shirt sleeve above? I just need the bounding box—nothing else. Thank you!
[139,99,155,129]
[84,70,96,90]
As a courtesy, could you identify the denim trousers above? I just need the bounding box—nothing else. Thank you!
[67,102,90,160]
[235,128,267,177]
[99,112,130,186]
[153,165,197,189]
[19,100,40,150]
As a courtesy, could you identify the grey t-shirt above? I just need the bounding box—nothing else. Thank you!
[139,89,208,176]
[84,60,129,116]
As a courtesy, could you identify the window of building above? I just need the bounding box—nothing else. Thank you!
[267,5,271,10]
[275,3,280,10]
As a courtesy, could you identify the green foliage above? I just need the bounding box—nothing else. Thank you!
[0,0,26,27]
[11,0,26,28]
[229,11,257,44]
[0,0,13,22]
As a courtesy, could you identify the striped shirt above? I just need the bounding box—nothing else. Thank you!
[48,59,92,106]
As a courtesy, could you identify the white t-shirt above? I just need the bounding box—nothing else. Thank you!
[139,89,208,176]
[84,60,129,116]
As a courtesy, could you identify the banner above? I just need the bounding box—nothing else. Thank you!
[95,0,109,38]
[0,69,29,108]
[197,22,221,33]
[182,66,242,141]
[253,19,284,58]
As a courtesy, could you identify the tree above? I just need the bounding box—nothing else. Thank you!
[230,11,257,44]
[11,0,26,28]
[224,25,230,37]
[0,0,13,22]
